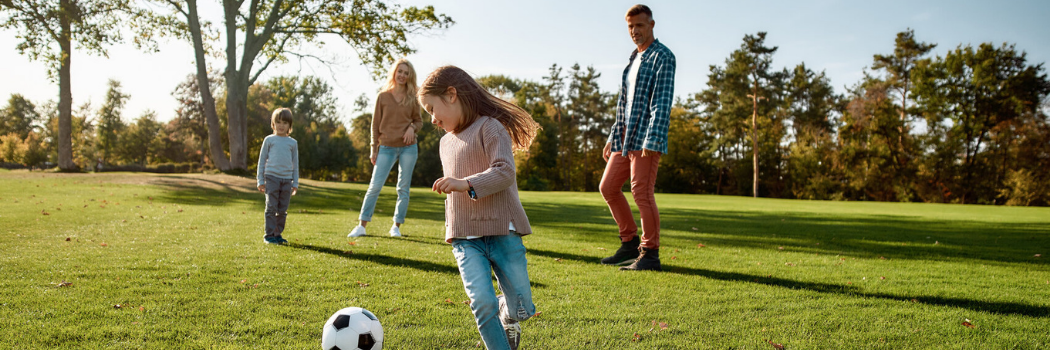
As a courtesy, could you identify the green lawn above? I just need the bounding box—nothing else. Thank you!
[1,170,1048,349]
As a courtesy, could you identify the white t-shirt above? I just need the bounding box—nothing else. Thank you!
[625,50,646,116]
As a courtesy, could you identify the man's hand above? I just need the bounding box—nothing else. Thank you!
[432,177,469,194]
[603,142,612,162]
[402,126,417,145]
[257,184,265,193]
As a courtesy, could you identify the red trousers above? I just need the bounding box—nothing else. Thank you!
[599,150,661,249]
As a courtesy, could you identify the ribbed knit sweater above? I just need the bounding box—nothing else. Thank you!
[371,91,423,157]
[439,116,532,242]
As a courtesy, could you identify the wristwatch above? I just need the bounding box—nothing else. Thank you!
[466,180,477,200]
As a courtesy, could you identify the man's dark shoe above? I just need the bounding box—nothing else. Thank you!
[620,248,661,271]
[601,236,640,265]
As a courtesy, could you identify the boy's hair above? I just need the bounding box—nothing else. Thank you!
[271,107,294,132]
[626,4,653,19]
[418,66,539,150]
[380,58,419,107]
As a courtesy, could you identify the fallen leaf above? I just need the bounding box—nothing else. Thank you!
[632,333,641,342]
[65,237,71,241]
[139,306,145,311]
[445,299,453,303]
[880,276,886,280]
[114,304,123,309]
[597,247,607,250]
[41,210,50,215]
[344,250,353,255]
[1036,254,1042,258]
[962,320,975,328]
[348,241,357,246]
[356,281,369,287]
[240,279,247,284]
[784,262,795,266]
[671,256,677,260]
[659,322,668,330]
[934,241,939,245]
[56,281,73,287]
[777,246,784,250]
[177,209,183,213]
[554,258,562,262]
[691,227,698,231]
[99,242,108,247]
[846,281,852,285]
[879,256,887,260]
[697,244,706,248]
[766,339,785,349]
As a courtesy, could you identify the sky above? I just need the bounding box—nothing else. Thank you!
[2,0,1049,124]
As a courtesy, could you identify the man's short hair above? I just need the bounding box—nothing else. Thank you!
[626,4,653,19]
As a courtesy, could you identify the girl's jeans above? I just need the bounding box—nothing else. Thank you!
[359,144,418,224]
[264,175,293,238]
[452,233,536,350]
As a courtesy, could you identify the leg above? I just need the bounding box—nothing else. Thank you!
[489,234,536,323]
[275,177,293,237]
[358,146,397,222]
[629,151,662,249]
[392,144,418,225]
[264,175,281,239]
[599,152,638,242]
[452,239,511,350]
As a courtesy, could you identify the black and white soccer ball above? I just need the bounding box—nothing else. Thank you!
[321,307,384,350]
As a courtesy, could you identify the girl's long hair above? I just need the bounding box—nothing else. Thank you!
[380,58,418,107]
[417,65,539,150]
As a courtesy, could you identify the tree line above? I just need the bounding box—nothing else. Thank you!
[1,29,1048,206]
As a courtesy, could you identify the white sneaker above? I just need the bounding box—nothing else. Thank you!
[389,225,402,237]
[347,225,367,238]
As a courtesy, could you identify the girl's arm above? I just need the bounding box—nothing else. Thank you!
[463,120,516,199]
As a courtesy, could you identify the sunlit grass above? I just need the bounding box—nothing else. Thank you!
[1,171,1048,349]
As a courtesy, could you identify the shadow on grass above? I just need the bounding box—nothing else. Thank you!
[527,248,1050,318]
[286,242,459,275]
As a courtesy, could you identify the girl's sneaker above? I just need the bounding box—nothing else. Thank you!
[389,225,402,237]
[347,225,367,238]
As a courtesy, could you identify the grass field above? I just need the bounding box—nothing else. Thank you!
[1,170,1048,349]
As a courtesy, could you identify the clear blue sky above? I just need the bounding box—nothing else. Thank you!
[2,0,1048,124]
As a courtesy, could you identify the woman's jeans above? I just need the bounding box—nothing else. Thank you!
[359,144,417,224]
[451,233,536,350]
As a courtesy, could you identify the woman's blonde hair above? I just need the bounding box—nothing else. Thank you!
[418,65,539,150]
[381,58,418,107]
[271,107,294,134]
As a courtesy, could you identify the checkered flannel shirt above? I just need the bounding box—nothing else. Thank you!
[608,39,676,156]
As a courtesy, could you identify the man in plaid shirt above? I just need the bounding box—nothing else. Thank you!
[600,4,676,271]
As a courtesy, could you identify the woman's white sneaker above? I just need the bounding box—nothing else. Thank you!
[389,226,402,237]
[347,225,367,238]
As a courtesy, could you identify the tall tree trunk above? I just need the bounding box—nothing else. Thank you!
[225,83,248,170]
[56,0,75,170]
[186,0,231,170]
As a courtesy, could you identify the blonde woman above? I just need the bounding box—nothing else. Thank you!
[348,59,423,238]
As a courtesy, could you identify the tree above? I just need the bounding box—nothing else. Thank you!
[115,111,163,165]
[155,0,452,172]
[172,73,221,166]
[96,79,129,163]
[0,94,41,139]
[784,63,841,199]
[566,63,613,191]
[872,29,936,153]
[1,0,150,170]
[913,43,1050,203]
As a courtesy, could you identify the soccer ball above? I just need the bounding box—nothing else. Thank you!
[321,307,384,350]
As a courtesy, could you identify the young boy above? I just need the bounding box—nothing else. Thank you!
[256,107,300,244]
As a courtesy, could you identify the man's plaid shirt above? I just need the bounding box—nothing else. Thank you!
[608,39,676,156]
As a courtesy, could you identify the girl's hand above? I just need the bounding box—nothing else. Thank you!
[370,154,377,165]
[292,187,298,196]
[432,177,468,194]
[257,184,266,192]
[403,126,417,145]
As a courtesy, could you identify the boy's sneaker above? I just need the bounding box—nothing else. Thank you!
[389,225,402,237]
[347,225,367,238]
[275,236,288,244]
[264,237,281,244]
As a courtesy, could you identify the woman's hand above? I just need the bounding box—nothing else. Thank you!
[432,177,468,194]
[370,153,377,166]
[402,126,417,145]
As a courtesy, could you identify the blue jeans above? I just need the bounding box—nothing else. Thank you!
[359,144,418,223]
[264,175,293,238]
[452,233,536,350]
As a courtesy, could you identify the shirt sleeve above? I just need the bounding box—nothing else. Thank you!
[256,137,269,186]
[291,140,300,188]
[463,119,516,199]
[643,52,676,153]
[371,94,384,158]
